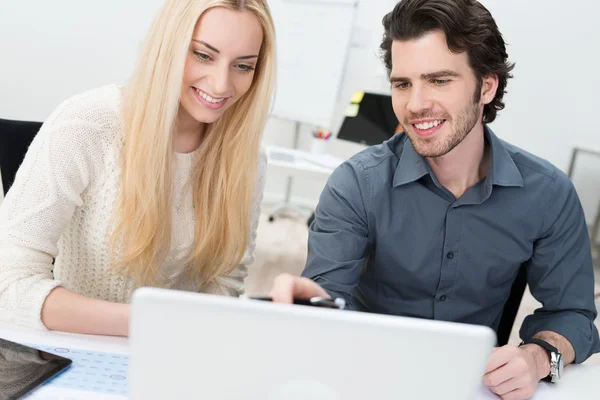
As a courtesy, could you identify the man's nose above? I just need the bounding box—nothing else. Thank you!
[406,86,434,115]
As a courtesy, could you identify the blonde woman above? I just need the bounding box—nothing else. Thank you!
[0,0,276,337]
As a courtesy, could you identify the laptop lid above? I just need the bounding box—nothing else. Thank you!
[129,287,495,400]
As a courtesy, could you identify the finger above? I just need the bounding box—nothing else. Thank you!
[489,378,521,397]
[501,387,534,400]
[483,358,521,387]
[292,277,330,299]
[485,346,517,374]
[269,274,296,303]
[269,275,329,304]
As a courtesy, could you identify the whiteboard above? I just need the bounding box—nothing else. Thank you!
[268,0,357,128]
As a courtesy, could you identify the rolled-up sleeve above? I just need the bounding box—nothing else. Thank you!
[301,160,371,309]
[520,171,600,363]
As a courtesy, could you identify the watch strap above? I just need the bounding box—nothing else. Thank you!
[521,338,559,355]
[520,338,559,382]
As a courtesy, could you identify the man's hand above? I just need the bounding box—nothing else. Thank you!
[269,273,330,303]
[483,345,549,400]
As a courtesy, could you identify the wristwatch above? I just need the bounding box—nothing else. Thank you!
[520,338,563,383]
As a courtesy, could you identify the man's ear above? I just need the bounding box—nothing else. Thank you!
[481,74,499,105]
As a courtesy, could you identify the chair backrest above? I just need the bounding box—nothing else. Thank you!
[496,264,527,346]
[0,118,43,196]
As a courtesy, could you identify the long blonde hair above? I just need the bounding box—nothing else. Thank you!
[109,0,276,287]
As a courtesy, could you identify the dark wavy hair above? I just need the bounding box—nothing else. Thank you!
[380,0,515,123]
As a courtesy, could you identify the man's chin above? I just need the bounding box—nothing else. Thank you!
[415,149,448,158]
[407,134,443,157]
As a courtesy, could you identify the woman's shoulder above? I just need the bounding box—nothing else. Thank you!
[46,85,122,129]
[40,85,124,152]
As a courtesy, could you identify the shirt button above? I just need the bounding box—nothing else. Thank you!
[446,252,454,259]
[439,295,447,302]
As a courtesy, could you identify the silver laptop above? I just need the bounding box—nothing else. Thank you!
[129,287,496,400]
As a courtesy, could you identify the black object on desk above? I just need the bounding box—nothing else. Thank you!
[0,337,72,399]
[336,92,400,147]
[250,296,346,310]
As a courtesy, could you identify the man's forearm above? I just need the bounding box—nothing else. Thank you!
[522,330,575,380]
[534,330,576,364]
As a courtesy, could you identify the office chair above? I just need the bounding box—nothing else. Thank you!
[0,118,43,196]
[496,264,527,346]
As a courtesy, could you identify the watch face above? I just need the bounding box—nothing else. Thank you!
[557,354,563,379]
[550,352,563,382]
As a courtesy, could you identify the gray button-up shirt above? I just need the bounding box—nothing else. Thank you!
[303,127,600,363]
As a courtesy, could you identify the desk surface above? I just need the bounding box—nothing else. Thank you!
[266,145,345,175]
[0,323,597,399]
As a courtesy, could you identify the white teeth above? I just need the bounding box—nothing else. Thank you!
[415,120,443,130]
[195,88,225,104]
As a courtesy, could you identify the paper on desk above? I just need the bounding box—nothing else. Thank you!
[300,153,345,170]
[20,344,129,400]
[24,386,126,400]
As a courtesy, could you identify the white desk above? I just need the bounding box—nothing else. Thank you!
[265,145,345,221]
[0,322,128,399]
[478,364,600,399]
[266,145,345,176]
[1,322,597,399]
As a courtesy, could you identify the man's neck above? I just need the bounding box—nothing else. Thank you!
[426,124,489,199]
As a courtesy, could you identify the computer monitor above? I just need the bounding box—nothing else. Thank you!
[336,92,401,146]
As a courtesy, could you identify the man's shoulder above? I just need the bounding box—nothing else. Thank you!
[501,138,565,184]
[345,134,403,172]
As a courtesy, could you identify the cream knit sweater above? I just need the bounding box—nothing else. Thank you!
[0,85,266,330]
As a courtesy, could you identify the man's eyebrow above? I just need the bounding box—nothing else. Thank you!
[192,39,258,60]
[421,70,462,79]
[390,70,462,83]
[390,76,410,84]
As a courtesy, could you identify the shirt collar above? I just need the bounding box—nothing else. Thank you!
[392,134,432,187]
[391,126,523,189]
[486,126,524,188]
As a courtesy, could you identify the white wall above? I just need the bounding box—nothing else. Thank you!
[0,0,163,121]
[478,0,600,224]
[2,0,600,223]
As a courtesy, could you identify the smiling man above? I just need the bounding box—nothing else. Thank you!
[269,0,600,399]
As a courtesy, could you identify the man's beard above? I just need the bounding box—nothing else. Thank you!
[403,101,480,158]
